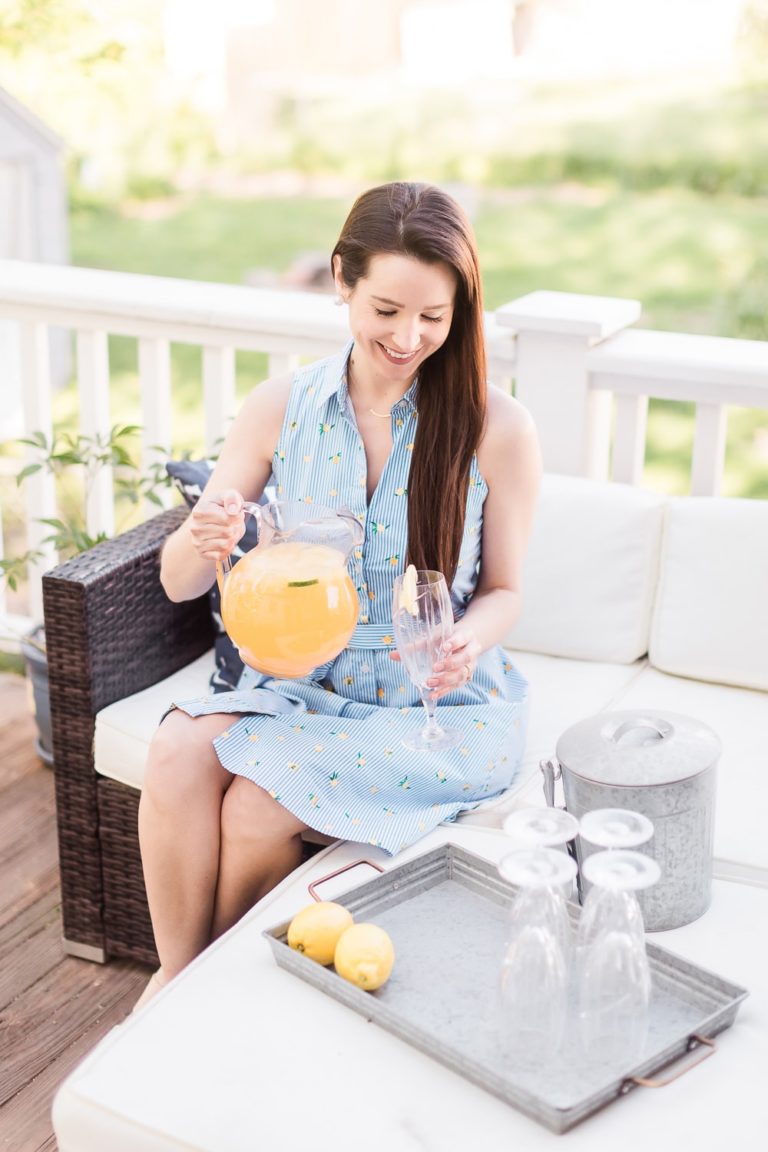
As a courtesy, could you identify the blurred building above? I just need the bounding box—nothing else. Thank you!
[163,0,751,148]
[0,85,68,274]
[0,86,70,427]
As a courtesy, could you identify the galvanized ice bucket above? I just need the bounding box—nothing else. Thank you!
[542,709,720,931]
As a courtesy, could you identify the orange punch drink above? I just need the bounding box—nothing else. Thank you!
[219,541,359,678]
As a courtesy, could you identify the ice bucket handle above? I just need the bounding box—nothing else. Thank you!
[539,758,581,880]
[621,1034,716,1092]
[540,757,562,808]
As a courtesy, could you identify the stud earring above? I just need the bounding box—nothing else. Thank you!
[334,294,345,306]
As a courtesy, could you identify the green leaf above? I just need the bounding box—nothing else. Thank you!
[16,463,42,484]
[19,431,50,450]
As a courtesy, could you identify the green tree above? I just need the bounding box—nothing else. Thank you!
[736,1,768,86]
[0,0,215,197]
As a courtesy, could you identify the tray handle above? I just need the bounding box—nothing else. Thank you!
[308,858,385,901]
[621,1034,716,1092]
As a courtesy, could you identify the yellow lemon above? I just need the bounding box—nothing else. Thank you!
[287,901,354,966]
[334,923,395,991]
[401,563,418,616]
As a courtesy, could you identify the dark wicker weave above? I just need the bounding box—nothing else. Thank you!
[43,506,333,965]
[43,506,213,965]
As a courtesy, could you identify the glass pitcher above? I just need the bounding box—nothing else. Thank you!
[216,501,364,679]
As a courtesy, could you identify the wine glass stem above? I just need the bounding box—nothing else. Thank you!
[420,692,444,740]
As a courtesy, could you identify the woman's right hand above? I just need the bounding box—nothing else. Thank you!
[188,488,248,562]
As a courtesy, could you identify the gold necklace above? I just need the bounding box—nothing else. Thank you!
[369,407,392,419]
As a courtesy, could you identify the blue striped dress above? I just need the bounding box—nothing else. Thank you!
[174,341,529,854]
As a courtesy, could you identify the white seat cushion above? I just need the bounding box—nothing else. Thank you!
[94,649,646,799]
[650,496,768,692]
[96,649,644,801]
[609,665,768,885]
[504,473,666,663]
[94,652,215,789]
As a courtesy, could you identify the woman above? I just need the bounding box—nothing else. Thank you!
[136,181,541,1005]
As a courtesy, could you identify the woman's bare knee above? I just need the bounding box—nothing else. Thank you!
[143,710,235,813]
[220,776,307,847]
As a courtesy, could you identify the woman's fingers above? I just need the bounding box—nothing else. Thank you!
[426,629,480,697]
[190,490,247,561]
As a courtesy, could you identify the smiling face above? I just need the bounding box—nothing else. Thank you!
[334,252,457,393]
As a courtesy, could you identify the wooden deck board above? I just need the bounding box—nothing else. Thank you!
[0,673,150,1152]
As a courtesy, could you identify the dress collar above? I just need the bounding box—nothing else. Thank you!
[314,340,354,410]
[314,340,419,415]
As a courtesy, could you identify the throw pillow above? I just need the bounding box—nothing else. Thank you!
[166,459,272,692]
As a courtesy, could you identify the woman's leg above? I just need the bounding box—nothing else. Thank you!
[211,776,308,940]
[138,710,240,980]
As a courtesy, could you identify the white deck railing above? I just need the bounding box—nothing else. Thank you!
[1,258,768,631]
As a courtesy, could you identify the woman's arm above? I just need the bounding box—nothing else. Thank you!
[428,387,542,696]
[160,374,292,602]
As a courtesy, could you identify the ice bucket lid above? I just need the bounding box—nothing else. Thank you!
[555,709,721,787]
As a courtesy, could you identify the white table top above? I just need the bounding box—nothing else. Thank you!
[53,826,767,1152]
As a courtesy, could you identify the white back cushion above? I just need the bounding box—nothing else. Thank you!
[650,497,768,691]
[505,473,666,663]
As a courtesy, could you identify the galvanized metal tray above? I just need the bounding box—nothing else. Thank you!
[263,843,748,1134]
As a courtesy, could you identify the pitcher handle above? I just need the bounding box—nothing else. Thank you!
[337,505,365,548]
[215,500,263,596]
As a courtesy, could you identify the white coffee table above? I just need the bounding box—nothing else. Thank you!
[53,825,767,1152]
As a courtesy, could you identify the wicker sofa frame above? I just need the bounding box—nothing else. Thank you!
[43,506,213,965]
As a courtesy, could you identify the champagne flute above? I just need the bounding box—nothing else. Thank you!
[392,570,462,751]
[575,848,661,1067]
[497,846,578,1064]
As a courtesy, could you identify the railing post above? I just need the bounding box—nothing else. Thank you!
[691,403,727,496]
[496,291,641,478]
[203,346,236,456]
[77,329,114,539]
[138,336,174,511]
[21,320,57,619]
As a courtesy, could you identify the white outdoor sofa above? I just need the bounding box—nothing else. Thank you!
[48,468,768,1152]
[80,471,768,962]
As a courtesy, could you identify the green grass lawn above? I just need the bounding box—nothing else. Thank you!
[61,186,768,497]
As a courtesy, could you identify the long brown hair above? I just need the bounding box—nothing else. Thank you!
[331,182,487,584]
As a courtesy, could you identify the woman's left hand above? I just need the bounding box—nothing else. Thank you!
[390,626,482,700]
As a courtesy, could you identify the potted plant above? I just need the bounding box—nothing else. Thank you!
[1,424,172,764]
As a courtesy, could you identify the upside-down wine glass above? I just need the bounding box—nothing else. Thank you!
[497,807,580,1063]
[575,809,660,1067]
[391,570,462,751]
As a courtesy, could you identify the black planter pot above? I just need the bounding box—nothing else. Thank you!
[21,626,53,766]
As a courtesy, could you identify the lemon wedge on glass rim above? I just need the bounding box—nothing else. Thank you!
[401,563,419,616]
